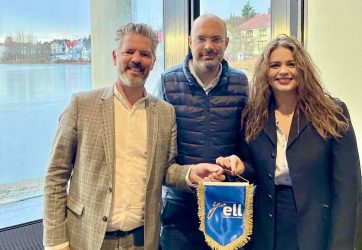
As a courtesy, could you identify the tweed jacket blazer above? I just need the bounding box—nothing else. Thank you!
[243,100,361,250]
[43,86,190,250]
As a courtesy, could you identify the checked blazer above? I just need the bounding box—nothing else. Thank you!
[43,86,190,250]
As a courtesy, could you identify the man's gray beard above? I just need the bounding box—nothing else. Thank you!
[196,58,219,72]
[118,72,146,88]
[200,62,219,73]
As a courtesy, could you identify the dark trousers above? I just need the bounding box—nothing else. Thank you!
[101,226,144,250]
[274,185,299,250]
[161,197,212,250]
[160,226,211,250]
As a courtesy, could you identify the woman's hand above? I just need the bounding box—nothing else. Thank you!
[216,155,245,176]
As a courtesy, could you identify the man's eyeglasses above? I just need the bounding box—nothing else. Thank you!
[194,36,225,44]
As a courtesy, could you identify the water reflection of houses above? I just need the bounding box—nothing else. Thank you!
[239,14,271,60]
[50,39,91,62]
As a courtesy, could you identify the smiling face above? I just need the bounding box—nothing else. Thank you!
[113,33,155,88]
[189,15,229,74]
[267,46,298,96]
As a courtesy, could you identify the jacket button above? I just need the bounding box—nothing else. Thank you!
[102,216,107,222]
[108,187,112,193]
[271,153,275,158]
[268,213,273,218]
[268,173,273,179]
[268,194,272,199]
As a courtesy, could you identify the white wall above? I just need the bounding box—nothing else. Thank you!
[306,0,362,152]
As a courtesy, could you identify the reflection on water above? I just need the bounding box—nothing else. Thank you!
[0,64,91,185]
[0,64,91,105]
[0,63,91,228]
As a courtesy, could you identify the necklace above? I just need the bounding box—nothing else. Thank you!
[276,110,294,119]
[275,110,294,127]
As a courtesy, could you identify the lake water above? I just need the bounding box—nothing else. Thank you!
[0,63,91,228]
[0,64,91,184]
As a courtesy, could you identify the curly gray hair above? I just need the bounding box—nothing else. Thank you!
[115,23,159,57]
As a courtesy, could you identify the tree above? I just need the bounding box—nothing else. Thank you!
[4,36,15,45]
[1,36,17,63]
[241,1,256,21]
[224,15,243,60]
[82,34,91,49]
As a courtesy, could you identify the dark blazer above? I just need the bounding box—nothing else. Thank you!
[243,100,361,250]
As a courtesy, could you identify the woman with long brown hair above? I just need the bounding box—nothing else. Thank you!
[217,35,360,250]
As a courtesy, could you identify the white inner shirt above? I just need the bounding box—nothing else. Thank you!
[107,86,148,231]
[189,61,222,94]
[274,120,292,186]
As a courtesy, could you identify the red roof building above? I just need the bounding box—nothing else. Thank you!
[238,14,271,58]
[239,14,270,30]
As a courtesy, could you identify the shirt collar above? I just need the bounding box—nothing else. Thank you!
[113,84,148,110]
[189,61,222,93]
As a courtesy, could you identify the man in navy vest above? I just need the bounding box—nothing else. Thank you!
[160,14,249,249]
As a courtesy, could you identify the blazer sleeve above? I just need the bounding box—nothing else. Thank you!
[224,125,256,183]
[163,106,190,189]
[239,128,256,183]
[43,95,79,246]
[328,102,361,249]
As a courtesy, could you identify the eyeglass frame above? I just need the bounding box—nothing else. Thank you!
[192,35,226,44]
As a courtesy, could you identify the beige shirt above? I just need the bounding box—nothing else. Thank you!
[107,86,148,231]
[189,61,222,94]
[274,121,292,186]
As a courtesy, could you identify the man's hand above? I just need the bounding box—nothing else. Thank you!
[189,163,225,184]
[216,155,245,176]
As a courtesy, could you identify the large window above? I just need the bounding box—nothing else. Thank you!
[131,0,164,95]
[0,0,165,229]
[0,0,91,228]
[90,0,164,95]
[1,0,303,230]
[200,0,271,78]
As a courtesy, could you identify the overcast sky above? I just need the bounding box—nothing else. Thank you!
[0,0,270,42]
[200,0,270,19]
[0,0,90,42]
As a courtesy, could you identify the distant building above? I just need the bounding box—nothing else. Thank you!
[81,47,91,61]
[65,39,81,60]
[50,39,91,62]
[238,14,271,59]
[50,39,67,61]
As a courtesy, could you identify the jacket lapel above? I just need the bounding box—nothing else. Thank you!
[101,86,115,173]
[287,110,309,149]
[263,100,309,149]
[263,103,277,147]
[146,96,158,185]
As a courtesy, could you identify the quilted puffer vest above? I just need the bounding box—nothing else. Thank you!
[162,53,248,166]
[161,53,249,212]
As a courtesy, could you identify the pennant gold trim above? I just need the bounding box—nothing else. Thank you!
[197,182,254,250]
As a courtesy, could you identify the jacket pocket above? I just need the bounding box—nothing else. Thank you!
[66,194,84,216]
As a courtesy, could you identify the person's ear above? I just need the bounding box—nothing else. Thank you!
[188,36,192,49]
[112,50,117,66]
[224,37,230,49]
